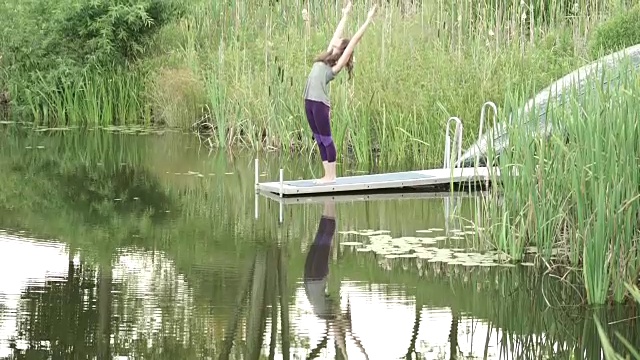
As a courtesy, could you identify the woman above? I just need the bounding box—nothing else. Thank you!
[303,2,378,184]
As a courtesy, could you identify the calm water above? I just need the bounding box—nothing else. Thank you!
[0,127,638,360]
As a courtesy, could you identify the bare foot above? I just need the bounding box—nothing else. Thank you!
[314,177,336,184]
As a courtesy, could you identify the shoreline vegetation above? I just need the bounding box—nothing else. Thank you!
[0,0,636,165]
[2,0,640,347]
[474,52,640,292]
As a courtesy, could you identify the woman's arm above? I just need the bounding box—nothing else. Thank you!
[331,5,378,74]
[327,1,352,51]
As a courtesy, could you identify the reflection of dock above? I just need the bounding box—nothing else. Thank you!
[255,101,501,198]
[257,189,486,205]
[255,182,484,228]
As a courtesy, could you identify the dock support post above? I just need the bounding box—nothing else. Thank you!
[279,169,284,198]
[254,158,259,190]
[279,169,284,223]
[444,194,451,235]
[254,158,259,219]
[255,194,259,220]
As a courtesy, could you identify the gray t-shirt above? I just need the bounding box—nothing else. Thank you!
[303,61,336,106]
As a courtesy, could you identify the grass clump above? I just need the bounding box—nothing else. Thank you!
[482,56,640,305]
[149,67,208,127]
[588,3,640,59]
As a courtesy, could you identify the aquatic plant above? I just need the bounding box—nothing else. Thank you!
[482,56,640,305]
[22,68,153,127]
[596,283,640,359]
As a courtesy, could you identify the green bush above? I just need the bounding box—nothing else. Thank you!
[588,5,640,58]
[59,0,185,67]
[0,0,184,106]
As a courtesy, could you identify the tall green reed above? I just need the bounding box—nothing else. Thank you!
[486,56,640,304]
[23,67,151,127]
[151,0,624,166]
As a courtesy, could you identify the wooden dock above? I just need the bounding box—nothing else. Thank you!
[256,166,498,197]
[254,101,505,198]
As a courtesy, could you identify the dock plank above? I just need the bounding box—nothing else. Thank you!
[286,171,432,188]
[257,167,497,196]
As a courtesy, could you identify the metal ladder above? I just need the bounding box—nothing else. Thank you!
[442,101,498,234]
[443,101,498,169]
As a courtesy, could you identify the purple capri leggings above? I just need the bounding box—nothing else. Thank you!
[304,215,336,280]
[304,99,337,163]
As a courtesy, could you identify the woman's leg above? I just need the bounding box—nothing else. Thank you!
[305,99,328,162]
[311,102,337,183]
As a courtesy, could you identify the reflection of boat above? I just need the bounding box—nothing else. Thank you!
[456,44,640,168]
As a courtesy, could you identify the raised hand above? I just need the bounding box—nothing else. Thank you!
[367,4,378,20]
[342,1,352,16]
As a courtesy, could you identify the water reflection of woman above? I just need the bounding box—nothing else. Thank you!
[303,200,369,359]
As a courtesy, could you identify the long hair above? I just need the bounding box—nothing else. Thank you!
[313,38,353,80]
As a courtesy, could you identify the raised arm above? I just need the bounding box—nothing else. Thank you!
[327,1,352,51]
[331,5,378,75]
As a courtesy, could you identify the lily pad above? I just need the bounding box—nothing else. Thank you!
[347,227,525,269]
[360,230,391,236]
[339,230,362,235]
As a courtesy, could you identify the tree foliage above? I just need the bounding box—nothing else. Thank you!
[0,0,184,96]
